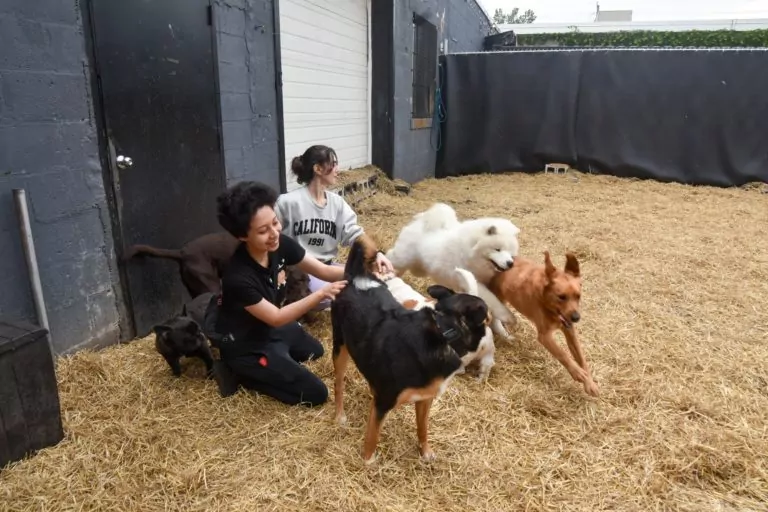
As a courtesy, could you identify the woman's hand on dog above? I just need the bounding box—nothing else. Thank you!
[375,252,394,274]
[318,280,348,301]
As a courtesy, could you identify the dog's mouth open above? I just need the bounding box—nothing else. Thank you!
[559,314,573,329]
[490,259,511,272]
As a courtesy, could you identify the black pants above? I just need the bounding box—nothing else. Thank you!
[220,322,328,407]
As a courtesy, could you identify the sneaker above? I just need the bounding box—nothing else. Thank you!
[213,359,239,398]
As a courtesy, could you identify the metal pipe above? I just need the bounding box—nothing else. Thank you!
[13,188,54,355]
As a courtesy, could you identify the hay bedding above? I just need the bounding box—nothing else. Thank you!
[3,172,768,511]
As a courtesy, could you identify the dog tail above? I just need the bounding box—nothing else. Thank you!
[454,267,480,296]
[416,203,458,233]
[124,244,183,262]
[344,234,378,279]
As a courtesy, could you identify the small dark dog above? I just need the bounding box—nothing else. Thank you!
[153,316,215,378]
[125,231,239,298]
[282,264,315,323]
[331,234,490,464]
[283,265,311,306]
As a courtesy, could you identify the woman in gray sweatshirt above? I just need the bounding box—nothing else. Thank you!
[276,145,393,310]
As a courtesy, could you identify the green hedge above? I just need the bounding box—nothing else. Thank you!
[516,29,768,48]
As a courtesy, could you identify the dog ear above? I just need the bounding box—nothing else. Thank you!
[427,285,456,300]
[564,252,580,277]
[544,251,557,280]
[461,299,488,326]
[153,324,171,337]
[184,320,202,334]
[486,225,497,236]
[356,233,380,259]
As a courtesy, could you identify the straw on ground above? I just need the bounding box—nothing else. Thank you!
[2,171,767,512]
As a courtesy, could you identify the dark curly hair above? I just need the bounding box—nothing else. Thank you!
[216,181,278,238]
[290,145,338,185]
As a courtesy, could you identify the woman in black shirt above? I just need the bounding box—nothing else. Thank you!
[213,181,347,406]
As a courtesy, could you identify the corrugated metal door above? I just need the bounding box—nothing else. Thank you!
[279,0,370,190]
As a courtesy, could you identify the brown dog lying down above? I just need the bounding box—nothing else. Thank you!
[489,251,600,397]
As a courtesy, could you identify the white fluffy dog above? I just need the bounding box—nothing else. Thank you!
[386,203,521,340]
[377,267,496,381]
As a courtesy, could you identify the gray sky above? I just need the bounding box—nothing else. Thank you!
[478,0,768,23]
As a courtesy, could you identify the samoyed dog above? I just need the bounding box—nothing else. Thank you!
[386,203,521,339]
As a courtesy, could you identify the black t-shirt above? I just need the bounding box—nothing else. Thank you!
[216,234,305,346]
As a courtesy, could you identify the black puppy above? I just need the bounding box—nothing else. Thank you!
[153,316,215,378]
[331,234,490,464]
[283,265,310,306]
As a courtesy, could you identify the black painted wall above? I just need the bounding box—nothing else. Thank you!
[213,0,284,192]
[391,0,493,183]
[0,0,486,356]
[0,0,121,354]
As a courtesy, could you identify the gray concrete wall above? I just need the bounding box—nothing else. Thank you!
[0,0,122,354]
[392,0,493,183]
[213,0,283,192]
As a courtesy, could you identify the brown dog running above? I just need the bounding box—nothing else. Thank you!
[489,251,600,397]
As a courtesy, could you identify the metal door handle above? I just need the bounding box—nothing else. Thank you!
[116,155,133,170]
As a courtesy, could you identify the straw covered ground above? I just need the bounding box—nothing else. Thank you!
[2,171,768,511]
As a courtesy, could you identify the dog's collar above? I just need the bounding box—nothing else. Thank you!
[436,313,463,343]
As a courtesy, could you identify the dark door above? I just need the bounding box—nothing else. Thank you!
[89,0,225,337]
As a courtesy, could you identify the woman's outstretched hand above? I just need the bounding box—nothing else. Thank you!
[319,280,347,301]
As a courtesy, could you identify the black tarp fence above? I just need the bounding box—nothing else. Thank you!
[435,49,768,187]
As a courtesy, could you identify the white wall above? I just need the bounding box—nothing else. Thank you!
[279,0,371,191]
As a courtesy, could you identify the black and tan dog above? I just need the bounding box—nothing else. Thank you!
[331,234,490,464]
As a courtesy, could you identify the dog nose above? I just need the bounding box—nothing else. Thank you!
[570,312,580,323]
[506,259,514,269]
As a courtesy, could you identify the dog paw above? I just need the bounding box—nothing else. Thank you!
[493,326,508,338]
[420,449,437,463]
[363,452,378,465]
[491,319,515,342]
[335,413,348,427]
[475,369,492,382]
